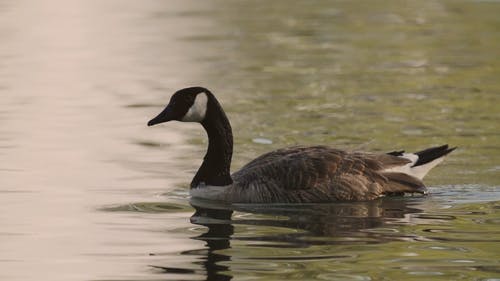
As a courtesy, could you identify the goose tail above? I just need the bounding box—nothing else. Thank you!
[385,144,456,180]
[380,145,455,196]
[411,144,456,180]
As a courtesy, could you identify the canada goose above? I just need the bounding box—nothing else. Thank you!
[147,87,455,203]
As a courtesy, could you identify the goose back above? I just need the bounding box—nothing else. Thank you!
[226,146,424,203]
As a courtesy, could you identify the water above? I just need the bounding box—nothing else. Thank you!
[1,0,499,280]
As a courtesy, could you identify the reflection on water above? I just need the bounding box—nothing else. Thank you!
[141,193,500,281]
[1,0,499,280]
[191,198,423,239]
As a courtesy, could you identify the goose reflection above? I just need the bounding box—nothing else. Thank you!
[154,197,424,280]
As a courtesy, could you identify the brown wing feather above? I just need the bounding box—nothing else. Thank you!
[228,146,423,203]
[381,172,426,194]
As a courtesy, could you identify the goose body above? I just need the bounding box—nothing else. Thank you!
[148,87,455,203]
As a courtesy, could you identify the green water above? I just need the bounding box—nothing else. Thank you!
[196,0,500,187]
[150,1,500,280]
[1,0,499,280]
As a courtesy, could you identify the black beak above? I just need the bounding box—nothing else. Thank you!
[147,106,174,126]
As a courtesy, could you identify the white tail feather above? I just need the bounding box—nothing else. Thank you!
[383,153,445,180]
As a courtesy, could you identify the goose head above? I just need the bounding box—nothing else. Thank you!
[147,87,209,126]
[147,87,234,188]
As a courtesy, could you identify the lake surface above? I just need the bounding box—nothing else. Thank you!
[1,0,499,280]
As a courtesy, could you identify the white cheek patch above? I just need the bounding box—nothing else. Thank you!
[182,92,208,122]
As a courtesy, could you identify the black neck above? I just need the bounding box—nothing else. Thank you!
[191,93,233,188]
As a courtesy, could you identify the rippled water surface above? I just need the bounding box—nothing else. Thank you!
[1,1,499,280]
